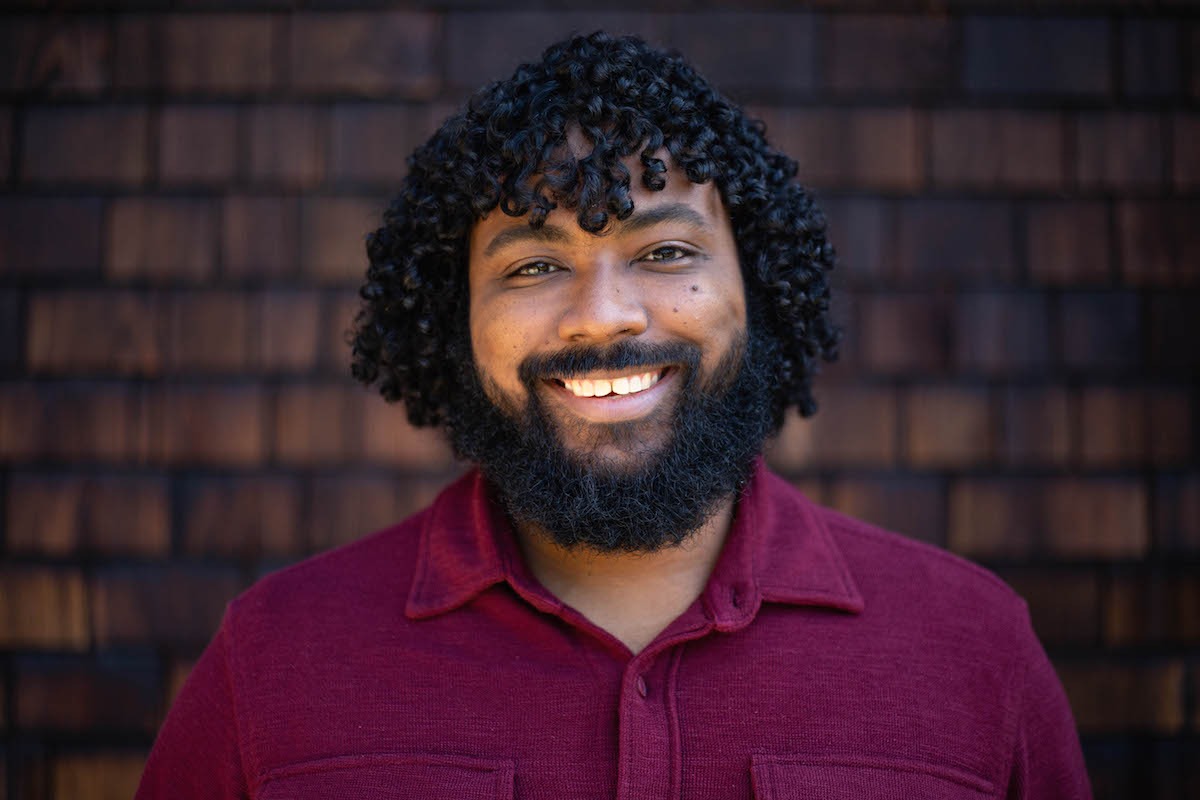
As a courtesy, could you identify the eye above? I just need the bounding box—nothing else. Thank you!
[509,260,561,278]
[640,245,693,264]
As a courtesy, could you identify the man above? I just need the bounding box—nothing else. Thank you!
[138,32,1091,798]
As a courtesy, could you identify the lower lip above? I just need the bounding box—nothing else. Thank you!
[544,368,677,424]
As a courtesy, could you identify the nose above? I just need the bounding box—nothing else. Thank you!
[557,262,649,343]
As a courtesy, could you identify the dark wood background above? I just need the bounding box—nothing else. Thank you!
[0,2,1197,798]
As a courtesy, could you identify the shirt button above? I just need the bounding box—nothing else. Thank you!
[636,676,648,698]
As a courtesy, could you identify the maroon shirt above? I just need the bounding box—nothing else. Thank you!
[138,463,1091,799]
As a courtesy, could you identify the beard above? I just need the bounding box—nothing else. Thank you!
[444,329,775,553]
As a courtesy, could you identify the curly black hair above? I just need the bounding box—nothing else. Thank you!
[352,31,839,433]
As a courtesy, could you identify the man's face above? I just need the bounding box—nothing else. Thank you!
[467,162,748,470]
[454,158,772,552]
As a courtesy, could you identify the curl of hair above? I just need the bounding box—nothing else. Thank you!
[351,31,839,431]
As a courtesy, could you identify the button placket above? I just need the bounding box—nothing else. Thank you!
[617,654,674,800]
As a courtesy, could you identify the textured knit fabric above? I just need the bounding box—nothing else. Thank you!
[137,462,1092,799]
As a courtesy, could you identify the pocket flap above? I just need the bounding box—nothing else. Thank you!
[258,753,515,800]
[751,754,993,800]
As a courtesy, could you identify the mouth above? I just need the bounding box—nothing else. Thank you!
[541,365,677,426]
[551,369,666,398]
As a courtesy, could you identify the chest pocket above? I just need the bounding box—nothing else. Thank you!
[256,753,514,800]
[751,754,995,800]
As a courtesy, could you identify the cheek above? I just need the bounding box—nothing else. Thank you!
[470,298,545,390]
[669,278,746,336]
[470,311,509,375]
[672,278,747,374]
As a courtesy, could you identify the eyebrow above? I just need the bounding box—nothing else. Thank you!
[618,203,713,236]
[480,202,714,259]
[481,222,572,259]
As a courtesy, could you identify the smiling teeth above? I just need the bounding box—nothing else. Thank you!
[564,371,660,398]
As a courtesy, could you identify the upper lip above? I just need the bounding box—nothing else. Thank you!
[551,366,667,382]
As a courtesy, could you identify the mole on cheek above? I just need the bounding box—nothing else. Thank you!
[690,285,699,292]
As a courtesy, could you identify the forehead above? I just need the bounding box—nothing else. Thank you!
[469,164,732,254]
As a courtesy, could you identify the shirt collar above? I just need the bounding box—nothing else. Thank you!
[405,461,864,622]
[405,469,513,619]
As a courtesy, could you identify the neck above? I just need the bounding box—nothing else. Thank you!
[514,496,736,655]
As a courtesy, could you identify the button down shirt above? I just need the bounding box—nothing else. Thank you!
[138,462,1091,799]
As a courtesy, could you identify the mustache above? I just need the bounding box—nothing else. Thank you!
[518,340,701,385]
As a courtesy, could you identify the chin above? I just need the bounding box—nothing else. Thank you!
[566,443,659,476]
[550,415,677,469]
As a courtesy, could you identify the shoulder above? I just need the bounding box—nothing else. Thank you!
[793,492,1047,753]
[218,468,485,656]
[825,503,1041,666]
[235,506,429,622]
[825,503,1025,616]
[218,505,429,661]
[769,473,1034,650]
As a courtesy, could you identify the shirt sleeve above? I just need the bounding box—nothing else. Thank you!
[1005,632,1093,800]
[136,617,250,799]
